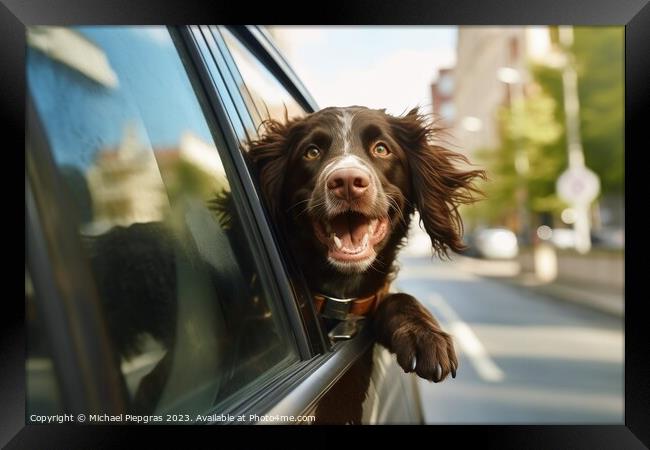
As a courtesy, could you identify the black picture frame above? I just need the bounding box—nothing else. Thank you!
[5,0,649,447]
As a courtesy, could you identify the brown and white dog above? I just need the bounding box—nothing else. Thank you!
[248,106,485,384]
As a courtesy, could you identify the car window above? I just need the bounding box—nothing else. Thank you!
[219,27,307,133]
[26,26,299,419]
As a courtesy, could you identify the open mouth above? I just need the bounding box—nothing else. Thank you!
[313,211,389,264]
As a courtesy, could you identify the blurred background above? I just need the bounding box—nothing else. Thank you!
[268,25,624,423]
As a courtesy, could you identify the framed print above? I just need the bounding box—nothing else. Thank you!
[3,0,649,447]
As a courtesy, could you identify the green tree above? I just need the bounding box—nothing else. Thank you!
[464,27,624,230]
[466,83,565,228]
[574,27,624,195]
[534,27,624,196]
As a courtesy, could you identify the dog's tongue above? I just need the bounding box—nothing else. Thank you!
[330,212,369,247]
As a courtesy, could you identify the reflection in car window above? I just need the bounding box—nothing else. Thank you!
[219,27,306,133]
[26,26,298,418]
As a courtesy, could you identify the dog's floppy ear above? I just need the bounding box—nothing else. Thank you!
[388,108,486,257]
[247,118,297,219]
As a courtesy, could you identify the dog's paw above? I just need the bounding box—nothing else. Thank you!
[391,322,458,382]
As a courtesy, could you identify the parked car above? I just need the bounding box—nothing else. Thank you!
[26,25,422,425]
[590,227,625,250]
[549,228,577,250]
[546,227,624,251]
[462,228,519,260]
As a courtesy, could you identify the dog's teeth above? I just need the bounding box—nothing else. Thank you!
[333,235,343,250]
[369,222,376,234]
[362,232,369,247]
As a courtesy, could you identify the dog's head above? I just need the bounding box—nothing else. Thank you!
[249,106,485,274]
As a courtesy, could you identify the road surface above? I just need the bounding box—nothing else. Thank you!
[394,254,623,424]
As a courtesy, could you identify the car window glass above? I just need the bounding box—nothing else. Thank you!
[26,26,298,418]
[219,28,307,134]
[26,269,65,416]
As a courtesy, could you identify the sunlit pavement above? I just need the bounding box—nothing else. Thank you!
[394,248,624,424]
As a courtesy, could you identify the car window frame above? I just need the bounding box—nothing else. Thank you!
[229,25,319,114]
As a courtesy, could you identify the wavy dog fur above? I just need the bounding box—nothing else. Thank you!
[386,108,485,257]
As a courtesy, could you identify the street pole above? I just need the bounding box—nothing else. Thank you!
[559,26,591,254]
[512,81,530,246]
[500,66,530,245]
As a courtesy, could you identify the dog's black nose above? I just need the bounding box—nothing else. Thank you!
[327,168,370,200]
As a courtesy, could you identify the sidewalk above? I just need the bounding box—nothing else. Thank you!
[450,255,624,318]
[503,273,624,318]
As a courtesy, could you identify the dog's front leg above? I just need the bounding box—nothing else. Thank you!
[372,293,458,382]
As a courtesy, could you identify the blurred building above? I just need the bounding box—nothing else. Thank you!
[431,67,455,126]
[86,124,167,230]
[87,126,224,233]
[432,27,553,157]
[155,132,225,181]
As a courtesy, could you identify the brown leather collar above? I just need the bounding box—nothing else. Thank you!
[313,283,390,320]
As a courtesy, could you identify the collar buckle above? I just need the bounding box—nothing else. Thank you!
[318,294,355,321]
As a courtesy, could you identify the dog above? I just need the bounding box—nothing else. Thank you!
[248,105,485,383]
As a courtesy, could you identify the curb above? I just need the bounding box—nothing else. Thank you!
[502,275,624,318]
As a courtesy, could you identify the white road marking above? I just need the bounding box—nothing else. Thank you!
[428,293,505,383]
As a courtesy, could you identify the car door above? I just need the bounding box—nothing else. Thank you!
[25,25,422,425]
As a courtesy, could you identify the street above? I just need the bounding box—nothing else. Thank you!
[394,251,624,424]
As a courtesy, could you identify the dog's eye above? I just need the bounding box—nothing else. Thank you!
[304,146,321,160]
[371,142,391,158]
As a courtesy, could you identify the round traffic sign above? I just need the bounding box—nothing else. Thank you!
[556,166,600,205]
